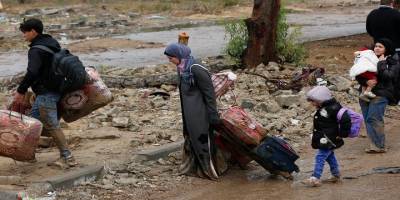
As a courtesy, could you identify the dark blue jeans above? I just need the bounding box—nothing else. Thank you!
[31,93,71,158]
[31,92,61,130]
[359,96,388,149]
[312,149,340,179]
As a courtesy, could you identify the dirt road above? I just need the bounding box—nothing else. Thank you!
[0,5,373,76]
[150,112,400,200]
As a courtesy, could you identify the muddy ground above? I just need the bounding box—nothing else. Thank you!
[0,33,395,200]
[2,0,400,200]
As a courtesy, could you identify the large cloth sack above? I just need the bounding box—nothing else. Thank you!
[61,67,113,123]
[254,136,300,173]
[219,106,267,147]
[212,71,236,98]
[8,91,35,116]
[0,110,43,161]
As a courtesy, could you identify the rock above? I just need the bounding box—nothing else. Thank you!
[267,62,280,72]
[116,177,139,186]
[101,122,112,127]
[112,117,130,128]
[94,21,107,28]
[130,140,142,148]
[157,132,171,140]
[95,114,109,122]
[105,107,120,117]
[128,12,140,18]
[145,134,157,144]
[327,76,352,91]
[150,96,168,108]
[169,135,180,142]
[241,99,255,110]
[256,99,281,113]
[161,84,176,92]
[48,24,62,30]
[290,119,300,126]
[129,125,141,132]
[102,184,116,190]
[24,9,42,17]
[157,158,167,165]
[88,122,99,129]
[274,94,302,108]
[266,120,286,132]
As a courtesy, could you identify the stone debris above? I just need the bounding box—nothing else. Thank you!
[0,57,365,199]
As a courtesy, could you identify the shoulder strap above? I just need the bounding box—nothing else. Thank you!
[190,64,209,74]
[31,45,55,54]
[336,107,347,122]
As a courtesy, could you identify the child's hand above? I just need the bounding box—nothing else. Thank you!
[336,136,342,140]
[353,51,361,56]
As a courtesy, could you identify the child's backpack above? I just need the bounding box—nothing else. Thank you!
[337,107,364,138]
[32,45,88,94]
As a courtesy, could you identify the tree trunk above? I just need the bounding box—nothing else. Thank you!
[243,0,281,68]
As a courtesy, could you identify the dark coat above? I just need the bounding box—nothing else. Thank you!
[356,56,400,104]
[311,99,352,150]
[179,63,220,179]
[17,34,62,95]
[366,6,400,49]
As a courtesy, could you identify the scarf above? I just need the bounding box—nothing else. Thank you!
[164,43,196,83]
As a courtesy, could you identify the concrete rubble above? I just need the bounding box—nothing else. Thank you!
[0,56,365,198]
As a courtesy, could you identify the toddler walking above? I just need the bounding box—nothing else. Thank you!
[302,86,352,187]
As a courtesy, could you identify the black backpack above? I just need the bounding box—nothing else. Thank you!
[32,45,88,93]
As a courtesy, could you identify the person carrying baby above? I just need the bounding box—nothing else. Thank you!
[350,38,395,102]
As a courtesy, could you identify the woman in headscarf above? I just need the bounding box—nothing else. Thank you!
[164,43,221,180]
[356,38,400,153]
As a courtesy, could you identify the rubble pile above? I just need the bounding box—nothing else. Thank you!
[0,58,365,199]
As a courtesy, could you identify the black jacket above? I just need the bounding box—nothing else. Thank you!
[311,99,352,150]
[17,34,62,95]
[356,56,400,104]
[366,6,400,49]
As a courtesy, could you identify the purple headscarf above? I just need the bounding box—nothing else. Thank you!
[164,43,195,73]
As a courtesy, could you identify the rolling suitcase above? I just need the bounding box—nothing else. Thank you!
[217,125,299,177]
[255,136,300,173]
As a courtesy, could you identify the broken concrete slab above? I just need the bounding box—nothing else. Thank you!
[0,191,20,200]
[0,166,104,199]
[135,140,184,161]
[274,94,302,108]
[44,165,105,190]
[327,76,352,91]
